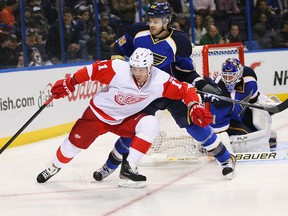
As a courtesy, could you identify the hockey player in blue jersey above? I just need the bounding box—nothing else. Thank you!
[206,58,278,153]
[93,2,236,184]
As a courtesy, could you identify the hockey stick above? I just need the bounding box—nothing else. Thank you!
[140,150,288,165]
[0,95,55,155]
[197,90,288,114]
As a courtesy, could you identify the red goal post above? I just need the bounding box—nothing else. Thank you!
[141,43,245,164]
[193,42,245,79]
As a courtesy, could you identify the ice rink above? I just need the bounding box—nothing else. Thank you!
[0,108,288,216]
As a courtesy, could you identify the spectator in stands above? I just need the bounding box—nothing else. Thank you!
[253,22,275,49]
[99,31,114,59]
[26,0,41,7]
[98,0,112,15]
[85,37,98,61]
[193,14,207,45]
[255,12,274,31]
[193,0,216,18]
[73,0,94,23]
[171,21,181,30]
[24,7,32,19]
[215,0,241,15]
[253,0,273,26]
[75,8,93,60]
[176,13,190,35]
[98,12,116,46]
[27,6,49,43]
[272,20,288,48]
[45,7,81,64]
[200,24,226,45]
[225,24,243,43]
[203,15,215,29]
[0,0,19,34]
[85,32,114,61]
[109,0,136,37]
[0,31,21,69]
[16,28,51,67]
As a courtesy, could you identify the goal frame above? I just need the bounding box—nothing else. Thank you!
[201,42,245,77]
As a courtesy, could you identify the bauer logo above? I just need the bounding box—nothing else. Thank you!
[236,152,277,161]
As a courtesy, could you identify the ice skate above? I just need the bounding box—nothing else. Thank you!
[221,155,236,180]
[118,160,146,188]
[37,163,61,183]
[93,163,115,181]
[269,137,277,152]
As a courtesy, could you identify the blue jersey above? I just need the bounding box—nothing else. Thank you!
[210,66,259,132]
[113,23,202,129]
[114,23,199,83]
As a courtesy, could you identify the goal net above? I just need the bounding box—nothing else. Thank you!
[142,43,245,164]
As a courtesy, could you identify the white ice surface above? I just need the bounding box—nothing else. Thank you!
[0,109,288,216]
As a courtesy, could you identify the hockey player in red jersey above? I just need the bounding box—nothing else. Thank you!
[94,2,236,183]
[36,48,212,187]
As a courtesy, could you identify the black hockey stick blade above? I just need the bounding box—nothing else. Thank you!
[197,90,288,114]
[268,98,288,113]
[0,95,55,155]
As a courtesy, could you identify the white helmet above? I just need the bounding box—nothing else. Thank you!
[129,47,154,74]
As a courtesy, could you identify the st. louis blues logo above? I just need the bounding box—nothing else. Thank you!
[153,53,167,66]
[114,92,148,106]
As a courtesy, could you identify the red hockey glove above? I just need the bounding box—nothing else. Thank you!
[51,77,77,99]
[190,104,212,127]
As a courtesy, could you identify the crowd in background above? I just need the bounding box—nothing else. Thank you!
[1,0,288,70]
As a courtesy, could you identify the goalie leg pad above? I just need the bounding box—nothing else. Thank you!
[229,107,273,153]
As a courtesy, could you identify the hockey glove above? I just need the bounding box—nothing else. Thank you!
[195,76,222,95]
[51,77,77,99]
[202,93,220,106]
[190,104,212,127]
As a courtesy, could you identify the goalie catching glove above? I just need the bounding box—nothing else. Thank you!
[51,77,78,99]
[190,104,212,127]
[195,76,222,95]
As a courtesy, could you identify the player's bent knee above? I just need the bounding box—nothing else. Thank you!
[135,115,160,140]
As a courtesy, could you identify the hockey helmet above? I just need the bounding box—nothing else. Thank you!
[129,48,154,74]
[221,58,244,92]
[147,2,172,20]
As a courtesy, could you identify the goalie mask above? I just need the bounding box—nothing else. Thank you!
[221,58,244,92]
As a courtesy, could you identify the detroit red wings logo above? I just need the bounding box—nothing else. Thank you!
[114,92,148,105]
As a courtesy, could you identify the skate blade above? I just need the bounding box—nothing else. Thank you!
[118,179,146,188]
[224,171,236,180]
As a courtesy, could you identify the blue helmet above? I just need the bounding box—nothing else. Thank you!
[221,58,243,92]
[147,2,172,20]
